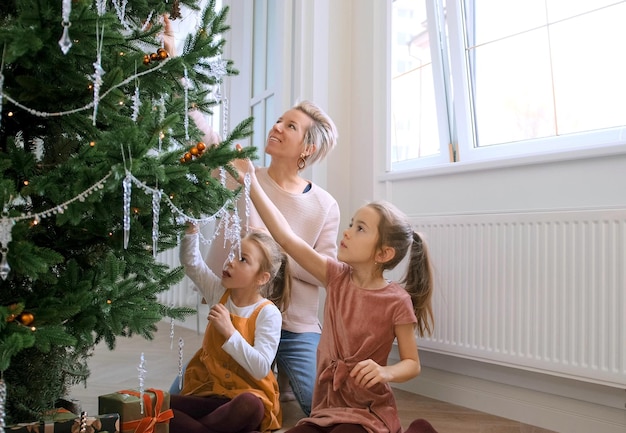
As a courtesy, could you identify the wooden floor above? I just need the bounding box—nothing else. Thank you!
[70,323,556,433]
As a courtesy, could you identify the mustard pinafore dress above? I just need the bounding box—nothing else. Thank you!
[181,290,281,431]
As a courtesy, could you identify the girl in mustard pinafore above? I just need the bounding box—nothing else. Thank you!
[171,227,291,433]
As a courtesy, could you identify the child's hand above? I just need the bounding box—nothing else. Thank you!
[185,222,198,234]
[208,303,235,339]
[162,14,175,55]
[350,359,391,388]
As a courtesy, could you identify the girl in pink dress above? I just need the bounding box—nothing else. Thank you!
[231,158,438,433]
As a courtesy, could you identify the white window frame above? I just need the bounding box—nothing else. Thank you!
[388,0,626,175]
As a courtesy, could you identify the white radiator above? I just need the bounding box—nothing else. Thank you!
[410,208,626,388]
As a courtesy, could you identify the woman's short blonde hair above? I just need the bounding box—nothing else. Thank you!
[294,100,338,165]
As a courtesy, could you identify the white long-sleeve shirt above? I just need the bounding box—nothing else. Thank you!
[179,232,281,380]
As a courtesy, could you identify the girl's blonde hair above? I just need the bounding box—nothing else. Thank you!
[246,230,291,312]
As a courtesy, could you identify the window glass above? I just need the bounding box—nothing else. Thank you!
[252,0,267,97]
[391,0,443,163]
[470,0,546,45]
[465,0,626,148]
[266,0,277,90]
[549,4,626,134]
[469,27,555,147]
[250,0,278,166]
[546,0,619,22]
[252,102,266,163]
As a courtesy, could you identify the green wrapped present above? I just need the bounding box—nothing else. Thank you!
[98,389,172,433]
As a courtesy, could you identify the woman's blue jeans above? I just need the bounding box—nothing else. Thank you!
[275,330,320,416]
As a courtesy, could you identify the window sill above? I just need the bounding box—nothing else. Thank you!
[379,141,626,182]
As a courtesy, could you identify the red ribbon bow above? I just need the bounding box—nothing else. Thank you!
[119,388,173,433]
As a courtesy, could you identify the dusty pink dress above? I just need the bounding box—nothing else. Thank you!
[297,260,417,433]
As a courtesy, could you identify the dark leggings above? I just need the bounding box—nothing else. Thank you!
[286,419,438,433]
[170,393,264,433]
[286,423,367,433]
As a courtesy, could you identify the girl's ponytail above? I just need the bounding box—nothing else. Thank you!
[402,232,434,337]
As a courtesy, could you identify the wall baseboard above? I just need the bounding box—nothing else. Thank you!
[392,363,626,433]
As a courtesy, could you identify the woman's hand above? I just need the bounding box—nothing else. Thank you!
[229,146,256,184]
[208,303,235,339]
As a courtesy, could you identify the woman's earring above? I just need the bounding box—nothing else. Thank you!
[297,153,306,170]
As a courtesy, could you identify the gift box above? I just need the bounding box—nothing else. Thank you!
[4,413,120,433]
[98,389,172,433]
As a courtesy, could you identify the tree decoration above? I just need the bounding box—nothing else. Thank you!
[169,315,175,350]
[177,338,184,391]
[16,313,34,327]
[180,141,207,163]
[170,0,182,20]
[131,68,141,123]
[224,208,242,264]
[222,96,229,141]
[122,172,132,250]
[0,214,11,281]
[157,96,166,151]
[152,189,161,258]
[112,0,131,32]
[142,48,169,66]
[96,0,107,16]
[183,67,190,141]
[79,411,87,432]
[58,0,73,54]
[142,10,156,33]
[243,173,251,234]
[0,378,6,429]
[138,352,146,415]
[204,59,228,81]
[92,24,106,126]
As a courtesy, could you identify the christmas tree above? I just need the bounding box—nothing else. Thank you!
[0,0,255,424]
